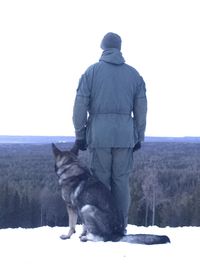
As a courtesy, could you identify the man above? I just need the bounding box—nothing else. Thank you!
[73,32,147,229]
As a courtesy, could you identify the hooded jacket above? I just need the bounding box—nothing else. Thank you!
[73,48,147,148]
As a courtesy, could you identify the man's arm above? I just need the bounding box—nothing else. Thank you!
[72,73,90,144]
[133,76,147,142]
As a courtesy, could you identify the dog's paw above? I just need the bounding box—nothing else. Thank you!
[79,231,87,238]
[60,234,70,240]
[80,235,88,242]
[60,228,76,240]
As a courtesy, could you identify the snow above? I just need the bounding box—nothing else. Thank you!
[0,225,199,267]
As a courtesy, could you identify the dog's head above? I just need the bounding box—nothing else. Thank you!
[52,143,85,184]
[52,143,78,168]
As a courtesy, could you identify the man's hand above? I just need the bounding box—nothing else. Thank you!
[133,142,141,152]
[75,139,87,151]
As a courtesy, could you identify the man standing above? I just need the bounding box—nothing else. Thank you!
[73,32,147,229]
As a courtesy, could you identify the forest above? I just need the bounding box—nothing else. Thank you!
[0,141,200,228]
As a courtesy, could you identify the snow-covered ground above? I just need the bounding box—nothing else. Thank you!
[0,225,199,267]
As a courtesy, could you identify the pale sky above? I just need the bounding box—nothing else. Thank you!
[0,0,199,137]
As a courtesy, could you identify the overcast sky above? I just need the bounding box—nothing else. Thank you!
[0,0,199,137]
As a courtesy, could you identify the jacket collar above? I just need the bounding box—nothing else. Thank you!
[99,48,125,65]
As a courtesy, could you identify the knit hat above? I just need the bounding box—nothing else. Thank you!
[101,32,122,50]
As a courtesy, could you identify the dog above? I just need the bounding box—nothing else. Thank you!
[52,143,170,244]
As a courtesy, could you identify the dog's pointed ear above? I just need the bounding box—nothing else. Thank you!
[70,143,79,156]
[52,143,61,158]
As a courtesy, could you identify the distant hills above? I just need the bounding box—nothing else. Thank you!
[0,135,200,143]
[144,136,200,143]
[0,135,75,144]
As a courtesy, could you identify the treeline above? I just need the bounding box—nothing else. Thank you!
[129,142,200,227]
[0,144,68,228]
[0,142,200,228]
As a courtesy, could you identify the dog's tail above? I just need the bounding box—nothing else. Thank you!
[120,234,170,245]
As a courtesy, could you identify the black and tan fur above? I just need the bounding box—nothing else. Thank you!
[52,143,170,244]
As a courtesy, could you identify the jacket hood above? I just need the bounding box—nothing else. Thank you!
[99,48,125,65]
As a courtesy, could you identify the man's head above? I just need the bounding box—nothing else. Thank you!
[101,32,122,51]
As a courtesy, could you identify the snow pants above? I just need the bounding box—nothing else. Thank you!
[88,148,133,227]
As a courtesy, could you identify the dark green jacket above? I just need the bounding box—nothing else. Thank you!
[73,48,147,148]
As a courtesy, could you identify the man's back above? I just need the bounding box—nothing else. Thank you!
[89,50,142,116]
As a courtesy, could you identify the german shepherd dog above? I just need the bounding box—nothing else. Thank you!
[52,143,170,245]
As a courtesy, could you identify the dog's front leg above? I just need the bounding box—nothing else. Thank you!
[60,205,78,240]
